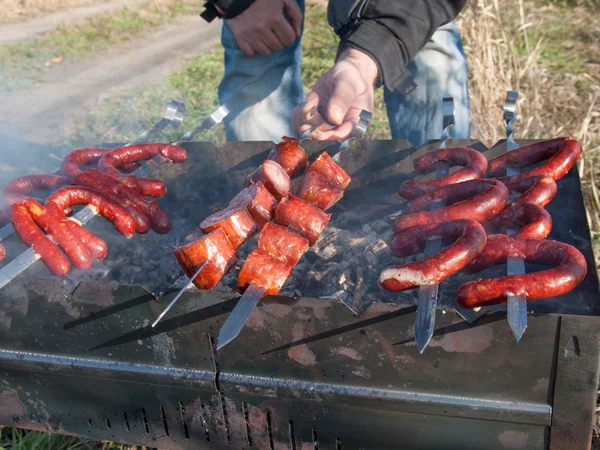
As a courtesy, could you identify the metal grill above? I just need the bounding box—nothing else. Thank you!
[0,139,599,450]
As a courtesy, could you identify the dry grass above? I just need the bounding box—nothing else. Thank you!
[0,0,108,22]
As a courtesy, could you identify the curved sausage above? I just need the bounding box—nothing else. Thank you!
[246,160,292,201]
[98,144,188,197]
[459,235,587,308]
[23,199,92,270]
[63,219,108,260]
[379,219,487,292]
[487,202,552,240]
[174,228,239,290]
[0,243,5,262]
[200,204,259,249]
[394,180,509,234]
[274,195,331,246]
[238,250,293,296]
[45,187,136,237]
[503,175,557,208]
[11,202,70,276]
[308,152,351,190]
[73,170,152,234]
[298,170,344,211]
[268,136,309,179]
[488,137,582,185]
[2,175,71,205]
[257,222,309,267]
[398,147,489,199]
[61,148,139,177]
[229,181,277,228]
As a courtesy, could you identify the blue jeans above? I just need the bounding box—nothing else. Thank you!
[218,5,470,147]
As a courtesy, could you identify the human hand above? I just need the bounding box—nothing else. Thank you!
[226,0,302,56]
[292,48,378,142]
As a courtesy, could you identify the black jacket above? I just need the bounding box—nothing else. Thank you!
[328,0,467,93]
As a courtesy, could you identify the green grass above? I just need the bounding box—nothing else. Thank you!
[0,0,198,92]
[55,8,390,152]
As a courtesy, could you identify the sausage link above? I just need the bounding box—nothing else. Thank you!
[0,243,5,262]
[380,220,486,292]
[246,160,292,201]
[11,202,70,276]
[61,147,140,177]
[487,202,552,240]
[74,170,152,234]
[2,175,71,205]
[63,219,108,260]
[45,187,136,237]
[229,182,277,228]
[488,137,582,184]
[24,199,92,270]
[502,175,558,209]
[394,180,509,234]
[398,147,489,199]
[274,195,331,246]
[459,235,587,308]
[267,137,309,179]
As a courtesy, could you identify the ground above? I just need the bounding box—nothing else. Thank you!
[0,0,599,448]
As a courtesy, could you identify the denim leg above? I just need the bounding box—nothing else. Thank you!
[218,0,305,141]
[384,22,470,147]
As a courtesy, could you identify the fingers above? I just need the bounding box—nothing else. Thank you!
[283,0,303,37]
[272,16,297,46]
[237,38,255,56]
[260,29,285,51]
[324,74,357,126]
[253,38,272,56]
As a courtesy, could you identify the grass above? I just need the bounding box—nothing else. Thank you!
[0,0,198,91]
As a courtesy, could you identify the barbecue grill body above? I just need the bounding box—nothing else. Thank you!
[0,140,599,450]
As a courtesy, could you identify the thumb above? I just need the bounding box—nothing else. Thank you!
[283,0,303,37]
[325,73,356,126]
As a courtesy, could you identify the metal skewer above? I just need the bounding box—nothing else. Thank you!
[414,97,454,354]
[216,110,372,351]
[0,103,230,291]
[503,90,528,342]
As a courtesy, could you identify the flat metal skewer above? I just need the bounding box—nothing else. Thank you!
[0,102,230,292]
[217,110,372,351]
[414,97,454,354]
[503,90,528,342]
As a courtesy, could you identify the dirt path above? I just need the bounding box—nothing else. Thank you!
[0,15,222,146]
[0,0,149,45]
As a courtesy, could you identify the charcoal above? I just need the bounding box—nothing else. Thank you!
[371,219,391,234]
[320,243,338,260]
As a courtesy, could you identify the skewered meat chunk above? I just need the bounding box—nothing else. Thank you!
[267,136,309,179]
[174,229,239,290]
[298,170,344,211]
[229,182,277,228]
[309,152,351,190]
[200,203,259,249]
[237,250,293,296]
[245,160,292,201]
[274,195,330,246]
[257,223,309,266]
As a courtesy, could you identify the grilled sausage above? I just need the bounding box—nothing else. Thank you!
[503,175,557,208]
[0,243,5,262]
[487,202,552,240]
[61,148,139,177]
[11,202,70,276]
[394,180,509,234]
[97,143,188,197]
[74,170,152,234]
[45,186,136,237]
[2,175,71,205]
[229,181,277,228]
[268,136,309,179]
[257,222,309,266]
[298,170,344,211]
[200,204,259,249]
[63,218,108,260]
[459,235,587,308]
[237,250,293,296]
[308,152,351,190]
[398,147,489,199]
[379,219,487,292]
[488,137,582,185]
[24,198,92,270]
[174,228,239,290]
[274,195,331,246]
[245,160,292,201]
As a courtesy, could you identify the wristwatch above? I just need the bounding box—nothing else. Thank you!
[200,0,255,22]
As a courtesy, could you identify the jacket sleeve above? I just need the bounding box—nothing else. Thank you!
[328,0,467,93]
